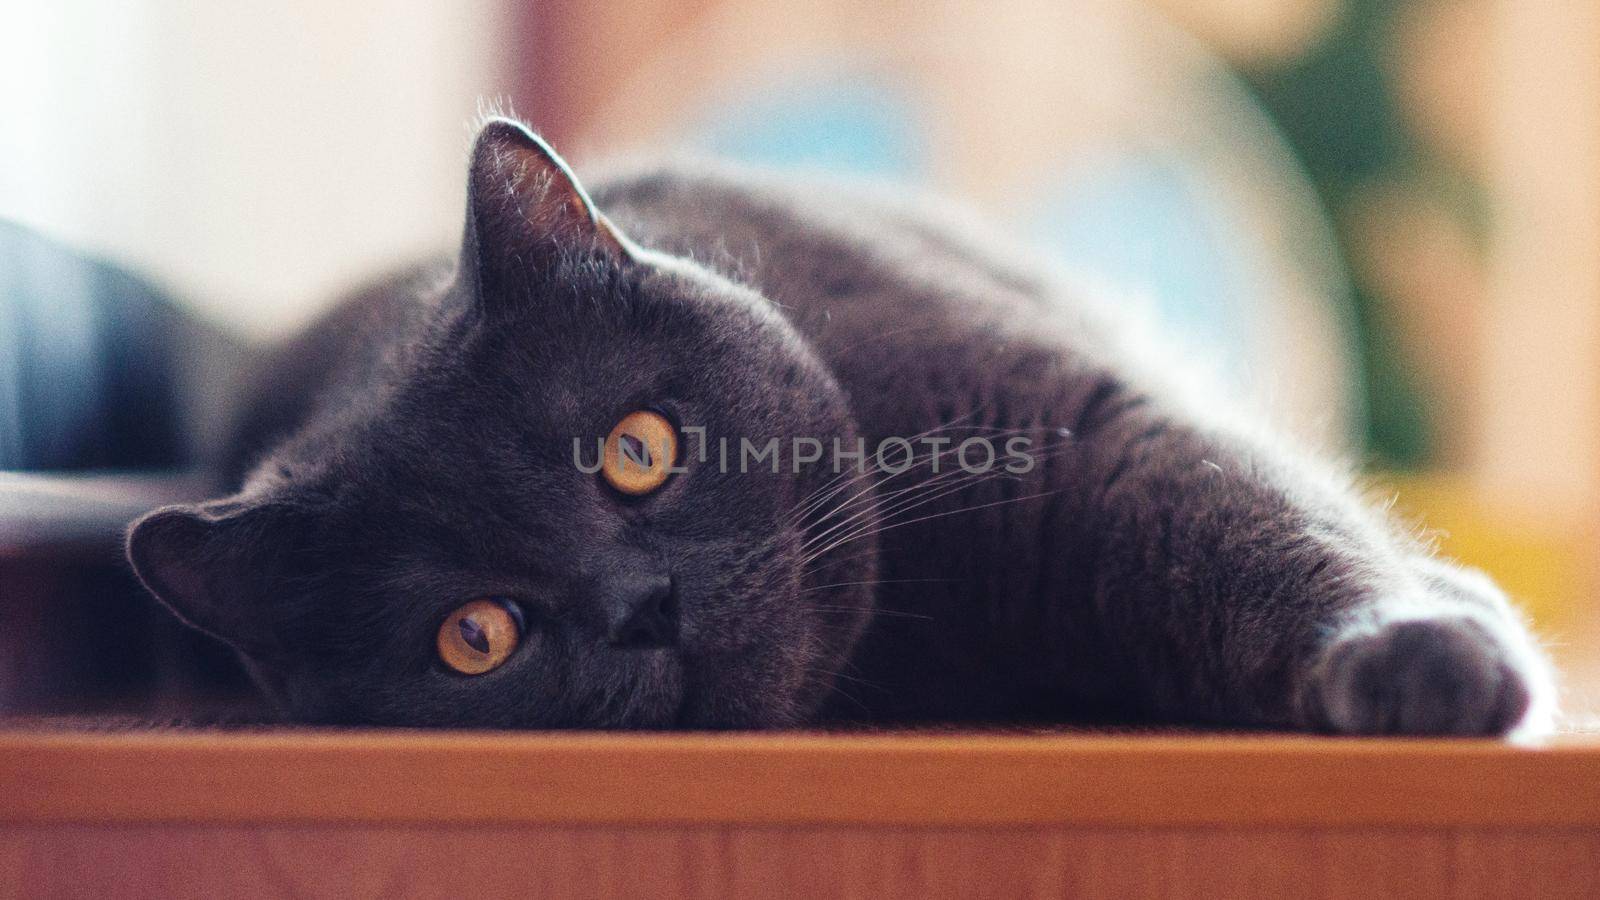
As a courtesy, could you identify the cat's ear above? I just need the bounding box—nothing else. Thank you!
[126,498,297,655]
[460,117,637,296]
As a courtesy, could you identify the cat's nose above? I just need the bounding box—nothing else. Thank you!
[603,571,679,649]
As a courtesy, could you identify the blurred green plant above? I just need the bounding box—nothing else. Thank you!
[1244,0,1481,469]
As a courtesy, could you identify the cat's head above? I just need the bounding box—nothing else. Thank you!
[127,119,876,727]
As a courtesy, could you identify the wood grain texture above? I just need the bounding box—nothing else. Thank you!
[0,824,1594,900]
[3,730,1600,828]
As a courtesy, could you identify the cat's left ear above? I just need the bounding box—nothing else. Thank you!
[461,118,638,295]
[125,497,303,657]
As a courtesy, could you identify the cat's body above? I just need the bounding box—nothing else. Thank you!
[129,120,1554,734]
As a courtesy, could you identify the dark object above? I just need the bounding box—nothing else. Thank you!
[605,572,679,649]
[0,221,251,717]
[123,121,1552,734]
[0,218,192,471]
[459,617,490,654]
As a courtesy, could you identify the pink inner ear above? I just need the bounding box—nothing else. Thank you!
[479,120,638,261]
[129,510,216,617]
[153,552,210,608]
[515,165,638,261]
[519,167,594,235]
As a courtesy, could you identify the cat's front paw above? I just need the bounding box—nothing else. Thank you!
[1300,616,1549,736]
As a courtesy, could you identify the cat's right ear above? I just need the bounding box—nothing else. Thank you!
[126,499,294,655]
[459,117,638,301]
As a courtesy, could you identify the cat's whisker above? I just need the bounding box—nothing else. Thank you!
[786,415,1026,522]
[823,673,879,691]
[802,474,998,565]
[788,422,1014,525]
[810,666,883,690]
[798,426,1072,537]
[800,437,1075,562]
[797,547,884,585]
[812,484,1066,563]
[810,604,934,621]
[795,430,1049,544]
[801,546,880,572]
[801,577,954,592]
[805,462,1046,561]
[799,458,988,552]
[802,484,1065,569]
[786,416,984,514]
[805,667,875,715]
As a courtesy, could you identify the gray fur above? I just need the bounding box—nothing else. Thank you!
[127,120,1554,734]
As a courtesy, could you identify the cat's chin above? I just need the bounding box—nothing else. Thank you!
[670,699,799,730]
[665,657,813,730]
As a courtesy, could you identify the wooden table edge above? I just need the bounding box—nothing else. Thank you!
[4,730,1598,828]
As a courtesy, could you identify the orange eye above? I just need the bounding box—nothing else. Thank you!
[437,598,521,675]
[601,409,678,495]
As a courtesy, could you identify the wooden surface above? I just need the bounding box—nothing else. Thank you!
[4,822,1597,900]
[2,730,1600,827]
[3,730,1598,898]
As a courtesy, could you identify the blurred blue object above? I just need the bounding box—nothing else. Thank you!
[693,70,926,180]
[688,74,1271,388]
[1030,153,1266,381]
[0,219,190,471]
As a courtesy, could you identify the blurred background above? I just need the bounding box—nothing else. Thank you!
[2,0,1597,715]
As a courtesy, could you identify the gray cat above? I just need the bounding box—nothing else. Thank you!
[126,118,1555,733]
